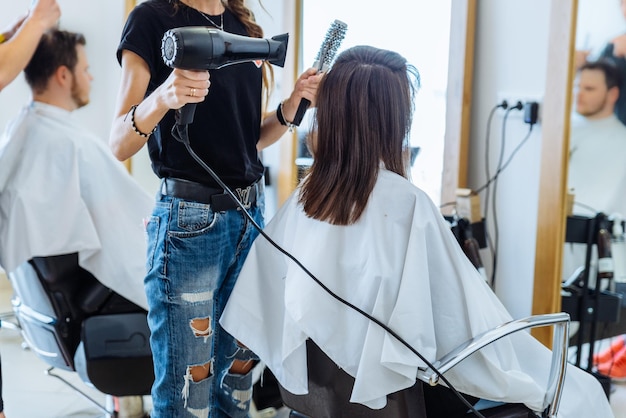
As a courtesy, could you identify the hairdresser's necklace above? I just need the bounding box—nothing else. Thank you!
[197,9,224,31]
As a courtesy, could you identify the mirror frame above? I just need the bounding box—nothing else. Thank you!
[531,0,578,347]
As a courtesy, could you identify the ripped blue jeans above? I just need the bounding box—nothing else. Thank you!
[144,191,264,418]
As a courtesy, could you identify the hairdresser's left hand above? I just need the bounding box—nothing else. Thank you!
[281,68,323,122]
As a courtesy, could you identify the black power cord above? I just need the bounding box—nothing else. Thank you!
[490,103,522,289]
[474,123,534,195]
[482,101,509,286]
[474,101,523,289]
[171,123,488,418]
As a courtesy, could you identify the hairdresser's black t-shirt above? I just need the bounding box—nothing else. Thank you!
[117,0,264,188]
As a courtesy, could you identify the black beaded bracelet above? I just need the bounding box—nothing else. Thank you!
[276,101,296,131]
[128,104,157,138]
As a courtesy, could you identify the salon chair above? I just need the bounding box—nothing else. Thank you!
[279,313,570,418]
[8,253,154,417]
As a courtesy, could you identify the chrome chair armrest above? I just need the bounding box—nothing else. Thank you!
[416,312,570,418]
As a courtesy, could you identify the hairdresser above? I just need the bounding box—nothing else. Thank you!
[0,2,60,417]
[109,0,320,417]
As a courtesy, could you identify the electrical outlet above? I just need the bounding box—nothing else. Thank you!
[496,92,542,120]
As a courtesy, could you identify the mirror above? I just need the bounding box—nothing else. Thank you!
[280,0,476,208]
[564,0,626,276]
[532,0,626,347]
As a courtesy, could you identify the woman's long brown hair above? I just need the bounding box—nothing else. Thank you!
[299,46,420,225]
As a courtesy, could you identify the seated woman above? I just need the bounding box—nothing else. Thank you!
[220,45,613,417]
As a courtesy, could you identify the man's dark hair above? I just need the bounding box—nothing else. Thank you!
[24,29,86,94]
[580,58,623,91]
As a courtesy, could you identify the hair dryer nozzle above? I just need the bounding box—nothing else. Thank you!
[161,27,289,70]
[268,33,289,68]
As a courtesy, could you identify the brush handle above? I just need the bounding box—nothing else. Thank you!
[291,98,311,127]
[290,19,347,128]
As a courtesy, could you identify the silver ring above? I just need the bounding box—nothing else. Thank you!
[190,88,196,97]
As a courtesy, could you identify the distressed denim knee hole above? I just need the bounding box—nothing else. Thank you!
[190,317,212,342]
[188,361,213,382]
[229,358,257,375]
[182,360,214,408]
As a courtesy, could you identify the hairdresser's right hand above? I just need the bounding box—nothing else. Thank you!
[160,68,210,109]
[29,0,61,31]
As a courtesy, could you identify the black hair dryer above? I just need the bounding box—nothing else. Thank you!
[161,27,289,125]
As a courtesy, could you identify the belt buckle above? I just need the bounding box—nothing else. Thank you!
[235,185,253,210]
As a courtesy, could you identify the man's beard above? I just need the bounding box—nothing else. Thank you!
[70,77,89,109]
[578,95,609,118]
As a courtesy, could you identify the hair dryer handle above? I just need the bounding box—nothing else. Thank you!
[176,103,197,125]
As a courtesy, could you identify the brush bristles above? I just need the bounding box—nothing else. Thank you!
[314,20,348,70]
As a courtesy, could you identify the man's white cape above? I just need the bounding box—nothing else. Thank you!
[221,169,613,417]
[0,102,152,309]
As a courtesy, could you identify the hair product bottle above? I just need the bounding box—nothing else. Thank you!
[463,236,488,282]
[597,216,614,287]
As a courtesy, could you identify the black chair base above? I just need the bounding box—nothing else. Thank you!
[279,340,538,418]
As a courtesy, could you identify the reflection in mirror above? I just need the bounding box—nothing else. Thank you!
[567,0,626,234]
[575,0,626,127]
[299,0,451,207]
[570,0,626,220]
[559,0,626,368]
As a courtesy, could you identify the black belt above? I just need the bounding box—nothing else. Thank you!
[161,177,263,211]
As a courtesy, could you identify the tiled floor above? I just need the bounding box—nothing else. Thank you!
[2,272,626,417]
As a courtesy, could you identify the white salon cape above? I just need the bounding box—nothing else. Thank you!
[564,114,626,280]
[568,113,626,217]
[221,169,613,417]
[0,102,152,309]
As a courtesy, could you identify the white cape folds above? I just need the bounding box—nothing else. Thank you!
[221,169,613,417]
[0,102,152,309]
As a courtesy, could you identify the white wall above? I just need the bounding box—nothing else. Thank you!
[468,0,551,318]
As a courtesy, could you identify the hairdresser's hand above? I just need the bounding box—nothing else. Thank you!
[281,67,323,122]
[160,68,210,110]
[28,0,61,31]
[612,33,626,58]
[574,49,590,70]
